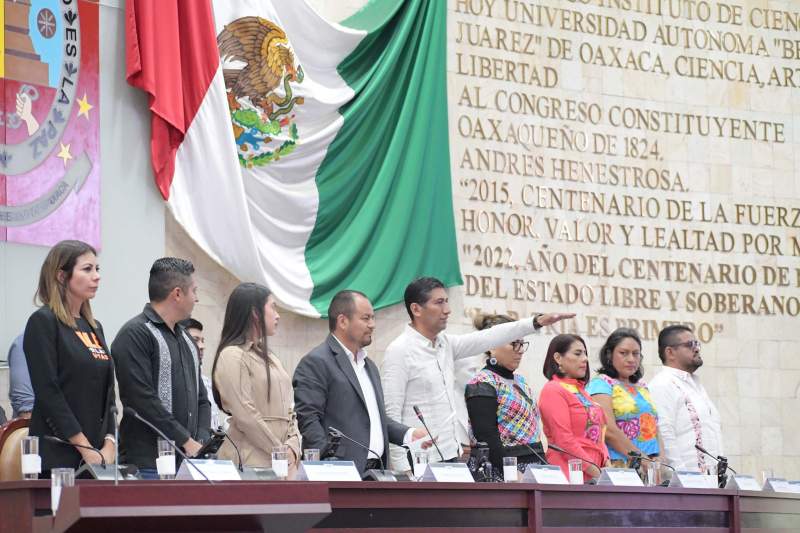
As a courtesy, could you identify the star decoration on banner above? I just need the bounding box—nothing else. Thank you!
[77,93,93,119]
[57,143,73,166]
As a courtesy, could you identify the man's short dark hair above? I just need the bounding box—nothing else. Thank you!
[149,257,195,302]
[328,290,368,332]
[404,277,445,319]
[657,324,693,363]
[180,318,203,331]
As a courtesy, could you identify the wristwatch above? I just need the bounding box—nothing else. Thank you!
[533,314,544,330]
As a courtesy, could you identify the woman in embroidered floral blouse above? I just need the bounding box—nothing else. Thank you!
[465,314,547,479]
[586,328,662,468]
[539,334,609,480]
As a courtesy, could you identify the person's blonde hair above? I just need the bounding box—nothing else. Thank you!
[36,240,98,328]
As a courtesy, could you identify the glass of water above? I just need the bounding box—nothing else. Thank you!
[51,467,75,514]
[20,436,41,480]
[412,450,428,481]
[271,445,289,480]
[503,457,518,482]
[156,438,176,480]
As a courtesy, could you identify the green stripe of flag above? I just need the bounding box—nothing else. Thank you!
[305,0,461,316]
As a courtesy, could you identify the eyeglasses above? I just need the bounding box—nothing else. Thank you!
[670,340,701,350]
[511,340,529,353]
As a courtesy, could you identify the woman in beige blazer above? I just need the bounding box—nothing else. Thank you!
[212,283,301,475]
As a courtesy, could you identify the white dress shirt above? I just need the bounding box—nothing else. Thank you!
[648,366,723,471]
[381,319,539,470]
[332,335,385,459]
[202,374,228,431]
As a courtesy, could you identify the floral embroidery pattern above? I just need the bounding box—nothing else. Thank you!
[587,374,660,460]
[618,418,641,440]
[559,381,604,443]
[683,395,706,471]
[639,412,658,441]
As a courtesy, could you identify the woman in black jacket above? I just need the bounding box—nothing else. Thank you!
[24,240,115,474]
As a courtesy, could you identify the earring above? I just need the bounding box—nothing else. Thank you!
[489,356,498,366]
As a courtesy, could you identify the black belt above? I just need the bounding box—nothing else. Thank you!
[365,458,382,470]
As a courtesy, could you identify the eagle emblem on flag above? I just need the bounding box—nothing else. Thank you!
[217,16,304,168]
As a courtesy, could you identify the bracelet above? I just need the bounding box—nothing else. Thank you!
[104,434,116,444]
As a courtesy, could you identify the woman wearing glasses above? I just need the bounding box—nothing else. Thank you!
[465,314,547,480]
[586,328,662,469]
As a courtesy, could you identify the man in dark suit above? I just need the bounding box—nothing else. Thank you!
[294,290,427,474]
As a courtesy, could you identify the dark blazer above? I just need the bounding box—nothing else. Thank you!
[293,334,409,474]
[23,307,115,473]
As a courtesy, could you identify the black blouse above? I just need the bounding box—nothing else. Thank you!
[23,306,115,472]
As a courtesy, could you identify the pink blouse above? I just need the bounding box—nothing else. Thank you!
[539,375,609,478]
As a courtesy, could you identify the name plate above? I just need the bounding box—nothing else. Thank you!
[597,467,644,487]
[789,481,800,494]
[725,474,762,491]
[176,458,241,481]
[763,478,798,493]
[240,466,277,481]
[669,470,717,489]
[421,462,474,483]
[521,464,569,485]
[296,460,361,481]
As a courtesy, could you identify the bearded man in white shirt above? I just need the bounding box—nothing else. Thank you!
[648,325,723,472]
[381,277,574,470]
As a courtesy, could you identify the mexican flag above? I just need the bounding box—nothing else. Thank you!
[126,0,460,317]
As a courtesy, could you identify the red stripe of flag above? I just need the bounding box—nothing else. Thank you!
[125,0,219,200]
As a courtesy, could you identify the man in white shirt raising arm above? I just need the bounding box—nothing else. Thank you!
[648,325,723,472]
[381,277,574,471]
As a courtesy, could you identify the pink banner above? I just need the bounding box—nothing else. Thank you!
[1,0,100,249]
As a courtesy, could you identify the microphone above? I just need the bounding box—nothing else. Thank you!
[695,444,735,487]
[328,426,384,472]
[44,435,105,466]
[524,443,549,465]
[412,405,445,462]
[110,405,120,485]
[123,407,214,484]
[322,428,342,460]
[694,444,736,473]
[627,450,676,471]
[546,443,602,472]
[223,433,244,472]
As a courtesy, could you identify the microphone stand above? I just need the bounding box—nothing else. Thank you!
[695,444,736,488]
[123,407,214,484]
[329,427,384,472]
[110,405,120,485]
[412,406,445,462]
[524,443,549,465]
[43,435,106,466]
[547,443,603,480]
[223,433,244,472]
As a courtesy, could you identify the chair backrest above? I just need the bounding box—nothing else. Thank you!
[0,418,31,481]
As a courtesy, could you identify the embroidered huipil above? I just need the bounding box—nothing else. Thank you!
[586,374,660,460]
[647,366,722,471]
[539,375,609,477]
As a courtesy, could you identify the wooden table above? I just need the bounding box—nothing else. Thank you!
[3,480,800,532]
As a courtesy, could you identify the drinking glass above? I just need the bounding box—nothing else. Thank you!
[51,468,75,514]
[156,438,176,480]
[568,459,583,484]
[303,448,320,462]
[503,457,518,482]
[271,445,289,480]
[20,436,41,480]
[412,450,428,481]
